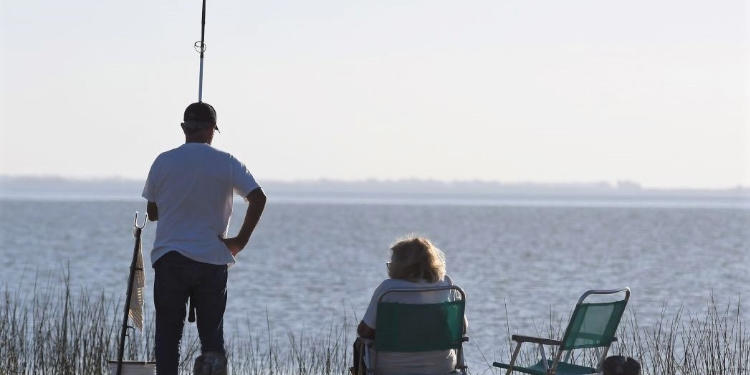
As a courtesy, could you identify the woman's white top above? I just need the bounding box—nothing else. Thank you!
[362,275,467,375]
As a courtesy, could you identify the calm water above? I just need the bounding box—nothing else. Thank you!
[1,197,748,366]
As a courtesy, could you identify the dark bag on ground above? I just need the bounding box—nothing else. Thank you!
[602,356,641,375]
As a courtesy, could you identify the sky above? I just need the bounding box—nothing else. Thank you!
[1,0,748,188]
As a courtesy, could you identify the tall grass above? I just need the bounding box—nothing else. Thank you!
[614,298,749,375]
[486,298,748,375]
[0,276,350,375]
[0,279,747,374]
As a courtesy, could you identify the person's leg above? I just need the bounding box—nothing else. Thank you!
[154,252,191,375]
[350,338,366,375]
[192,263,228,354]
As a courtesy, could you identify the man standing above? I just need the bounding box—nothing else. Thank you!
[142,102,266,374]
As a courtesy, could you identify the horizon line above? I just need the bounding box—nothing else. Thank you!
[1,173,748,192]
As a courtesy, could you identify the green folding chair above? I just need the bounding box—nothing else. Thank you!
[493,288,630,375]
[362,285,469,375]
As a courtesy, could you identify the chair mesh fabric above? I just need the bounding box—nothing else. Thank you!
[374,300,465,352]
[561,300,626,350]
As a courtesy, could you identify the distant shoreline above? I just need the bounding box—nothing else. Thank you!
[1,176,748,209]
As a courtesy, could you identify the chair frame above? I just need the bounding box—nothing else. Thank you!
[497,288,630,375]
[361,285,469,375]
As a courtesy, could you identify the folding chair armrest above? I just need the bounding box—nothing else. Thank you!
[511,335,561,346]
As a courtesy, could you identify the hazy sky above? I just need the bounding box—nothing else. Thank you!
[1,0,747,188]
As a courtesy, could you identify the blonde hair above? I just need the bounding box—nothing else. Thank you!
[388,237,446,283]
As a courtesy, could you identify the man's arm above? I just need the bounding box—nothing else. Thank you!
[221,187,266,256]
[357,321,375,339]
[147,201,158,221]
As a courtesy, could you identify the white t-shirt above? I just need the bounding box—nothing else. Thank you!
[362,276,467,375]
[142,143,259,266]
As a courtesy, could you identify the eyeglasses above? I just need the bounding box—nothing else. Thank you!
[385,261,391,271]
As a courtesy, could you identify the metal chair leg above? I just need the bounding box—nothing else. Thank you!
[506,342,522,375]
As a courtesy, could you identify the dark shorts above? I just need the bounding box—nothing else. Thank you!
[153,251,228,375]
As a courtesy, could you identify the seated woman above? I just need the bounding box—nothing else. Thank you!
[355,236,467,375]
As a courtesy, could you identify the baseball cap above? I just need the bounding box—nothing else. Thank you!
[182,102,219,131]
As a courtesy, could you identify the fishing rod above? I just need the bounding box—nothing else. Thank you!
[185,0,207,324]
[195,0,207,102]
[158,1,209,328]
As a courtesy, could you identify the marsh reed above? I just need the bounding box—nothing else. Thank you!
[0,279,746,375]
[0,275,350,375]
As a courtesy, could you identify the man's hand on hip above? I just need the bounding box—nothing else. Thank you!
[220,236,247,256]
[220,188,267,257]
